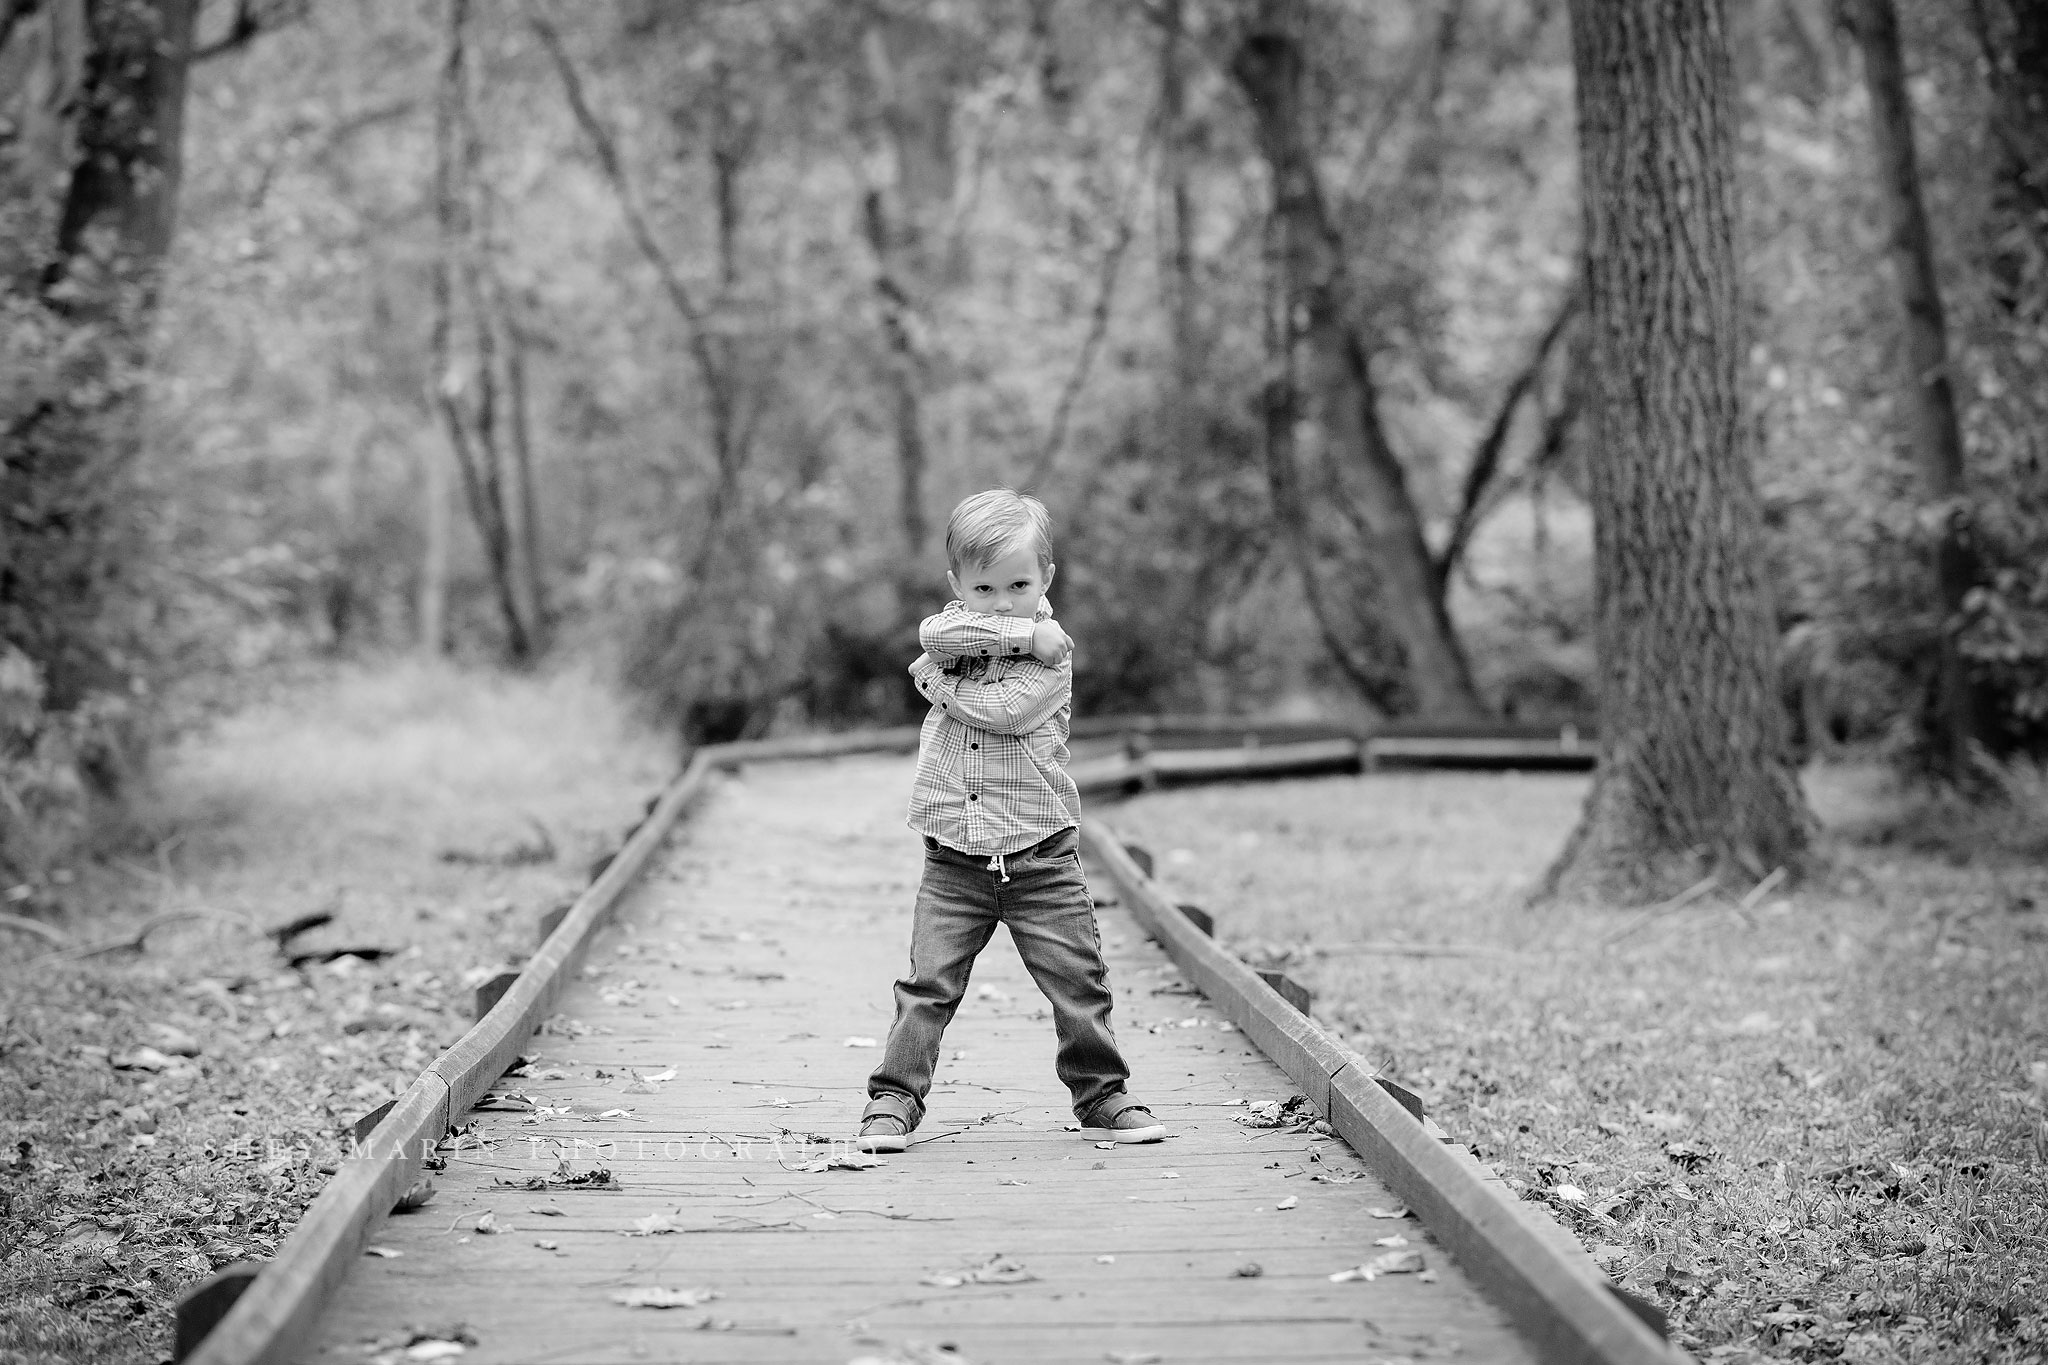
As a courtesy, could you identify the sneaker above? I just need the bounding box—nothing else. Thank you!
[856,1115,908,1153]
[1091,1105,1167,1144]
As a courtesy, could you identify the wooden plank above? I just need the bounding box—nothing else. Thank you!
[188,747,721,1363]
[299,755,1538,1365]
[1144,737,1363,781]
[1079,823,1356,1114]
[1366,734,1596,769]
[1084,820,1685,1365]
[1327,1067,1681,1364]
[181,1076,447,1365]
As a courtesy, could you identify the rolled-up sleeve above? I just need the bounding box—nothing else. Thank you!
[910,656,1069,737]
[918,604,1040,660]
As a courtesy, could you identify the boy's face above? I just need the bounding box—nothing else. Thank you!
[948,544,1054,620]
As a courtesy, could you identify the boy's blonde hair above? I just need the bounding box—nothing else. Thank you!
[945,489,1053,574]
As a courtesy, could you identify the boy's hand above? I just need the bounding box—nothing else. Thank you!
[1030,619,1074,666]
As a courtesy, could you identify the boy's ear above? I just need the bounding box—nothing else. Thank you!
[1042,562,1056,592]
[946,568,963,602]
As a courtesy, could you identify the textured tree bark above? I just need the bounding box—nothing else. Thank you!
[1545,0,1814,901]
[0,0,193,711]
[1975,0,2048,237]
[1156,0,1199,396]
[1844,0,1989,773]
[1232,7,1489,720]
[430,0,532,663]
[859,17,954,556]
[47,0,198,313]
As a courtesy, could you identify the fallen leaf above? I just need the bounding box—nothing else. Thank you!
[473,1212,501,1235]
[1094,1141,1117,1150]
[919,1253,1036,1288]
[533,1239,558,1251]
[1373,1234,1409,1248]
[1663,1141,1718,1171]
[1095,1254,1115,1263]
[146,1023,201,1057]
[1366,1205,1410,1219]
[110,1045,173,1072]
[1551,1184,1588,1202]
[1330,1249,1426,1282]
[792,1153,884,1173]
[998,1177,1027,1186]
[393,1178,436,1213]
[1160,1171,1180,1180]
[609,1285,720,1309]
[402,1344,466,1362]
[528,1206,564,1217]
[1234,1262,1264,1277]
[638,1067,677,1083]
[1275,1195,1298,1211]
[625,1211,677,1236]
[843,1036,878,1048]
[364,1245,402,1258]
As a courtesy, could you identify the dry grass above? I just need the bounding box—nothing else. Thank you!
[1108,764,2048,1364]
[0,660,673,1365]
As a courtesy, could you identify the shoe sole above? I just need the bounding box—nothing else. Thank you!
[1084,1124,1167,1145]
[855,1134,907,1153]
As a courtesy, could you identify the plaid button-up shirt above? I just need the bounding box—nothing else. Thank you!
[906,601,1080,856]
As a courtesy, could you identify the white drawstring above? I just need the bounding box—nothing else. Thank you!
[986,850,1009,882]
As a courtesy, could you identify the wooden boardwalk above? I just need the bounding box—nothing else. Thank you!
[303,755,1536,1364]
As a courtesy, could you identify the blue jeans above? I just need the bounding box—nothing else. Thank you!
[865,826,1143,1130]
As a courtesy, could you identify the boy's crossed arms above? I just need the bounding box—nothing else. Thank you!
[908,602,1074,737]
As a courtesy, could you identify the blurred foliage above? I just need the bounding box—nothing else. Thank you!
[5,0,2046,877]
[1743,0,2048,761]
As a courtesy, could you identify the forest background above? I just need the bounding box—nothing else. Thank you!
[2,0,2045,888]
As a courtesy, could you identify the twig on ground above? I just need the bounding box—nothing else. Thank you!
[1739,866,1789,911]
[0,913,68,946]
[43,910,261,962]
[1594,875,1721,952]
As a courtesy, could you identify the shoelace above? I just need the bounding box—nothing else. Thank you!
[986,850,1010,882]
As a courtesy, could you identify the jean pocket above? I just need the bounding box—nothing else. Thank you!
[922,835,942,855]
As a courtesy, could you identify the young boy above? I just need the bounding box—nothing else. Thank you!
[856,489,1165,1152]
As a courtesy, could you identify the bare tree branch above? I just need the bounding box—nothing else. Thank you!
[526,0,753,571]
[1435,284,1580,591]
[1022,121,1154,491]
[191,0,305,63]
[525,4,716,361]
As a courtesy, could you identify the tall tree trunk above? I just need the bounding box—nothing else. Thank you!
[1545,0,1813,902]
[1,0,194,711]
[47,0,197,315]
[502,297,548,652]
[1844,0,1989,773]
[1231,6,1490,720]
[419,436,449,657]
[860,16,954,556]
[862,187,930,554]
[430,0,532,663]
[1156,0,1198,395]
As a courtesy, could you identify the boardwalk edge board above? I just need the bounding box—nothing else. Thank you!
[1077,822,1690,1365]
[176,718,1611,1365]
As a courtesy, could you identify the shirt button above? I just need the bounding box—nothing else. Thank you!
[968,793,978,801]
[970,743,978,750]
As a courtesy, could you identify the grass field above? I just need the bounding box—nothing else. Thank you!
[0,661,673,1365]
[1109,765,2048,1363]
